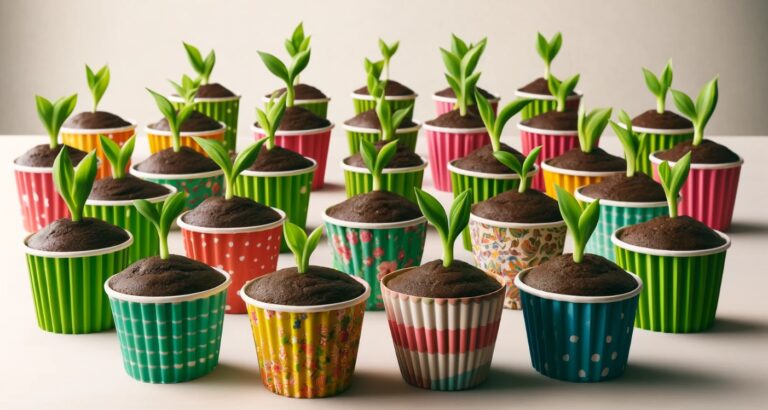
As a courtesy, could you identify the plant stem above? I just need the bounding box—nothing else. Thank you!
[572,240,583,263]
[518,174,530,193]
[159,233,169,259]
[693,127,703,146]
[372,172,382,191]
[668,195,678,218]
[224,177,233,200]
[49,133,58,149]
[442,240,453,267]
[266,135,275,150]
[172,131,181,152]
[544,64,550,81]
[656,96,665,114]
[286,85,295,107]
[490,135,501,152]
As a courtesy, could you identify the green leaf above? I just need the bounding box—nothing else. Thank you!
[51,94,78,143]
[203,50,216,83]
[475,90,495,140]
[86,64,110,112]
[258,51,290,84]
[521,146,541,182]
[52,146,76,217]
[493,98,532,139]
[35,95,54,139]
[232,138,267,181]
[447,189,472,252]
[642,68,661,96]
[577,199,600,248]
[535,32,549,62]
[359,139,377,174]
[72,151,98,220]
[555,184,598,263]
[661,60,673,89]
[444,74,461,98]
[578,107,612,153]
[451,33,468,57]
[460,40,486,78]
[493,151,522,174]
[194,137,232,176]
[159,192,187,236]
[288,49,311,82]
[100,134,135,178]
[303,226,324,270]
[414,187,448,242]
[183,42,205,75]
[134,198,160,227]
[390,105,412,131]
[548,32,562,61]
[657,152,691,218]
[694,76,719,139]
[147,88,176,123]
[379,39,399,59]
[440,48,461,78]
[283,221,322,273]
[364,58,384,80]
[375,140,398,176]
[670,89,696,119]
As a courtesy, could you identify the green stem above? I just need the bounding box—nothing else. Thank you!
[490,134,501,152]
[93,98,98,113]
[266,134,275,150]
[372,172,382,191]
[224,176,234,200]
[49,133,58,149]
[572,240,584,263]
[159,232,169,259]
[286,85,295,107]
[384,59,390,81]
[544,64,551,81]
[442,239,453,267]
[518,173,530,193]
[656,96,665,114]
[557,98,565,112]
[297,251,307,273]
[668,195,678,218]
[172,131,181,152]
[693,127,703,146]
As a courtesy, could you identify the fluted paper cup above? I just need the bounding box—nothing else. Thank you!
[171,95,241,153]
[84,186,176,264]
[13,162,70,232]
[424,125,491,192]
[514,89,582,120]
[518,123,580,191]
[178,209,286,314]
[240,275,370,398]
[261,96,331,119]
[432,93,499,117]
[146,123,226,156]
[61,121,137,179]
[130,165,224,212]
[469,214,566,309]
[541,161,623,199]
[322,212,427,310]
[351,92,417,120]
[575,187,670,261]
[342,122,421,154]
[617,123,693,175]
[650,152,743,231]
[515,268,642,382]
[381,267,506,390]
[24,231,133,334]
[612,228,731,333]
[340,160,426,202]
[252,124,333,190]
[105,268,230,383]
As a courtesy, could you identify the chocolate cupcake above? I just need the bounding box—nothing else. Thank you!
[351,40,417,118]
[343,108,421,154]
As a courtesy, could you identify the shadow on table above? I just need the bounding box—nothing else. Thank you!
[199,362,261,387]
[316,182,346,194]
[343,370,430,399]
[726,221,768,236]
[707,317,768,335]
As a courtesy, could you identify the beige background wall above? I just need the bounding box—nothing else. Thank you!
[1,0,766,136]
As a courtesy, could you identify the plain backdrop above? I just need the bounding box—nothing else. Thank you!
[1,0,767,136]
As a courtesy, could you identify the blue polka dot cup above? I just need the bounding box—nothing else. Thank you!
[515,267,643,382]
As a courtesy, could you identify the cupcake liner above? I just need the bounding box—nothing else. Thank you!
[105,269,230,383]
[130,166,224,212]
[61,122,137,179]
[469,215,567,309]
[424,125,491,192]
[432,94,499,117]
[235,162,316,251]
[178,210,286,314]
[575,188,670,261]
[541,161,622,199]
[262,96,331,119]
[650,153,743,231]
[515,269,643,382]
[146,126,226,156]
[24,233,133,334]
[518,124,580,191]
[381,268,506,391]
[513,91,582,121]
[351,92,417,120]
[13,164,70,232]
[84,187,176,264]
[253,124,333,190]
[322,213,428,310]
[340,161,426,202]
[171,96,241,153]
[343,123,421,154]
[618,124,693,175]
[240,276,370,398]
[612,229,731,333]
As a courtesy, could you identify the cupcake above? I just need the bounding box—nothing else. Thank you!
[469,147,567,309]
[24,149,133,334]
[515,32,581,120]
[61,65,137,179]
[575,110,669,261]
[324,140,427,310]
[237,95,316,251]
[541,105,625,197]
[351,40,417,119]
[132,90,223,211]
[240,222,370,398]
[105,192,230,383]
[516,185,643,382]
[381,188,506,390]
[178,137,286,314]
[342,140,426,202]
[263,23,330,118]
[650,77,742,231]
[84,135,174,263]
[613,153,731,333]
[449,93,533,249]
[256,48,333,189]
[14,93,88,232]
[432,35,499,116]
[425,37,491,191]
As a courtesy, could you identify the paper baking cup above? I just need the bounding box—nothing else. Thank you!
[340,160,426,202]
[431,93,499,117]
[130,165,224,212]
[146,124,226,156]
[178,209,286,314]
[650,153,743,231]
[513,90,582,120]
[342,122,421,154]
[253,124,333,190]
[13,162,70,232]
[617,123,693,175]
[105,268,230,383]
[541,161,623,199]
[518,123,582,191]
[469,214,566,309]
[351,92,417,120]
[240,275,370,398]
[424,125,491,192]
[61,122,137,179]
[612,228,731,333]
[575,188,670,261]
[322,213,427,310]
[515,268,642,382]
[262,96,331,119]
[24,232,133,334]
[84,186,176,264]
[381,268,506,390]
[448,161,536,250]
[171,95,241,153]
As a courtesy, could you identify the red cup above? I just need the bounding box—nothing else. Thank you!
[424,125,490,191]
[650,152,743,231]
[178,209,286,314]
[431,93,500,117]
[518,123,581,191]
[13,163,70,232]
[253,124,334,190]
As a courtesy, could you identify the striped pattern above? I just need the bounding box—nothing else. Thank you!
[343,168,424,202]
[108,291,227,383]
[345,130,418,154]
[62,128,135,179]
[542,169,620,199]
[84,203,161,264]
[139,174,223,212]
[353,97,416,120]
[586,204,669,261]
[425,129,490,192]
[147,130,225,155]
[14,169,69,232]
[173,98,240,153]
[254,130,331,190]
[519,130,579,191]
[635,131,693,175]
[614,246,728,333]
[520,97,580,121]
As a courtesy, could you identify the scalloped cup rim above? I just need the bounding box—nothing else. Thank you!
[469,212,565,229]
[104,266,232,304]
[129,163,224,180]
[380,265,507,302]
[177,207,287,234]
[239,274,371,314]
[611,226,731,257]
[239,157,318,178]
[447,160,539,180]
[23,230,134,258]
[60,119,138,134]
[648,151,744,169]
[260,95,331,104]
[250,123,334,137]
[339,158,428,174]
[322,209,426,230]
[341,121,422,134]
[516,122,579,136]
[541,160,626,178]
[574,186,670,208]
[85,184,177,207]
[514,267,643,304]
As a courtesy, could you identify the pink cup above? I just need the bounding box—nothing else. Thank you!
[253,123,334,190]
[518,123,580,191]
[424,125,490,192]
[13,162,70,232]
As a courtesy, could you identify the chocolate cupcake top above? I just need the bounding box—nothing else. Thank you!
[148,110,222,132]
[326,191,422,224]
[344,109,418,130]
[26,217,130,252]
[196,83,236,98]
[518,77,578,96]
[522,254,637,297]
[181,196,282,228]
[248,145,314,172]
[616,216,726,251]
[426,109,485,129]
[472,190,562,223]
[134,147,220,175]
[63,111,131,130]
[452,143,525,174]
[632,110,692,130]
[579,173,666,203]
[655,139,740,164]
[546,147,626,172]
[89,175,171,201]
[255,106,330,132]
[344,141,423,169]
[386,259,502,298]
[354,80,415,97]
[244,266,366,306]
[267,83,327,100]
[435,86,497,100]
[520,110,578,131]
[109,255,225,297]
[15,144,88,168]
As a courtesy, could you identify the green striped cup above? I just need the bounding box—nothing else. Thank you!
[618,123,694,175]
[170,95,241,153]
[340,159,426,203]
[514,89,582,121]
[351,91,417,120]
[343,122,421,154]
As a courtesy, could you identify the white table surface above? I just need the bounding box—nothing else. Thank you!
[2,133,766,409]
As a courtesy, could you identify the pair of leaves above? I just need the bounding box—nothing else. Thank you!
[258,49,311,105]
[375,91,412,141]
[147,88,196,151]
[86,65,110,112]
[255,93,287,149]
[134,192,187,259]
[642,60,673,113]
[100,134,135,179]
[52,148,98,222]
[535,32,562,77]
[475,91,531,150]
[657,152,692,218]
[450,34,485,58]
[610,110,648,177]
[284,222,324,273]
[378,39,399,79]
[364,58,385,82]
[360,139,398,191]
[441,38,487,115]
[577,105,612,153]
[367,72,384,99]
[35,94,78,148]
[555,184,600,263]
[285,22,311,57]
[547,73,580,112]
[169,74,201,104]
[414,187,472,267]
[493,147,541,193]
[183,42,216,84]
[194,137,266,199]
[671,76,719,145]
